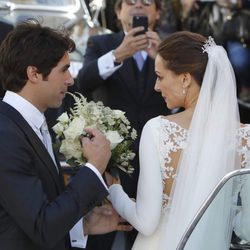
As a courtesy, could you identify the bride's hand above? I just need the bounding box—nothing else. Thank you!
[105,171,121,187]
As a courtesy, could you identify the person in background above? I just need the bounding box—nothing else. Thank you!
[0,19,131,250]
[181,0,250,104]
[0,20,13,97]
[77,1,170,248]
[107,31,250,249]
[225,0,250,102]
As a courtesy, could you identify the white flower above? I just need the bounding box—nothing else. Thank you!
[57,112,69,123]
[113,109,125,118]
[60,139,82,162]
[105,130,124,149]
[52,122,66,137]
[131,129,137,140]
[63,116,86,140]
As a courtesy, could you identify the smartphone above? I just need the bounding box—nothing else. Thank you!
[132,16,148,36]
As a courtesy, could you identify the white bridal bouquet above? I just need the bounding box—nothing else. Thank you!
[53,92,137,176]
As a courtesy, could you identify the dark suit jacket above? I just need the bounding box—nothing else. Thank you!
[0,101,108,250]
[77,31,169,197]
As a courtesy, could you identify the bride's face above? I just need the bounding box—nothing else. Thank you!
[154,55,185,109]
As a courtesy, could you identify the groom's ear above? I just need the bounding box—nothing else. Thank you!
[27,66,41,83]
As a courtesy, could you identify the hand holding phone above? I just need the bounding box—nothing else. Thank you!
[132,16,148,36]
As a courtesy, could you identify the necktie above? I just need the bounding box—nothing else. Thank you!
[40,120,58,172]
[134,51,144,71]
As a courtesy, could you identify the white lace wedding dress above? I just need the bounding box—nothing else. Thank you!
[108,116,250,250]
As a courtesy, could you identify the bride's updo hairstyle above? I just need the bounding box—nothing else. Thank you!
[157,31,208,86]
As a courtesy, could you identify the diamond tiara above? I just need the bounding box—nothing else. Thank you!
[202,36,216,53]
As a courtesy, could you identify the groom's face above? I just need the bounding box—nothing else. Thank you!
[30,53,74,112]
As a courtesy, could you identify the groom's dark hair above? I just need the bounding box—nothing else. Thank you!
[0,19,75,93]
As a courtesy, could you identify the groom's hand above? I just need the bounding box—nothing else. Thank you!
[83,204,133,235]
[81,127,111,174]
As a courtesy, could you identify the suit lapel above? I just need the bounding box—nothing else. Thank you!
[119,55,156,102]
[142,57,157,102]
[118,58,139,102]
[0,102,61,191]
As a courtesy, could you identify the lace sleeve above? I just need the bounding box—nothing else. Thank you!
[108,118,163,236]
[237,124,250,168]
[234,124,250,241]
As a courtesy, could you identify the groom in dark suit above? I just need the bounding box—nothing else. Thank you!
[77,0,169,249]
[0,20,131,250]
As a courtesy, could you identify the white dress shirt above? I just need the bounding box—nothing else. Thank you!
[98,49,147,80]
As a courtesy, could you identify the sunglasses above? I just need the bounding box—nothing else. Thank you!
[124,0,155,6]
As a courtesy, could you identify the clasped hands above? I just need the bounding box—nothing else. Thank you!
[83,203,133,235]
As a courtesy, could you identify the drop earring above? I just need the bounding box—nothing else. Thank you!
[182,89,186,95]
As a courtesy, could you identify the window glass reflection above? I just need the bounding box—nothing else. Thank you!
[1,0,77,6]
[182,172,250,250]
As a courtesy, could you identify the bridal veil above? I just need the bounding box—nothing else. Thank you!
[158,37,241,249]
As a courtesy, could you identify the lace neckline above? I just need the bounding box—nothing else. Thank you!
[160,116,188,132]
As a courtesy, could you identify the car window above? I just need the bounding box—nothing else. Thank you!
[177,169,250,250]
[1,0,77,6]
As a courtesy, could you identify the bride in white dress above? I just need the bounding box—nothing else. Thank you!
[107,31,250,250]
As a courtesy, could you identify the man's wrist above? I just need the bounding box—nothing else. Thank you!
[112,50,122,65]
[85,162,108,190]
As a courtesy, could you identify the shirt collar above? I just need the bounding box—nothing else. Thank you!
[3,90,45,130]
